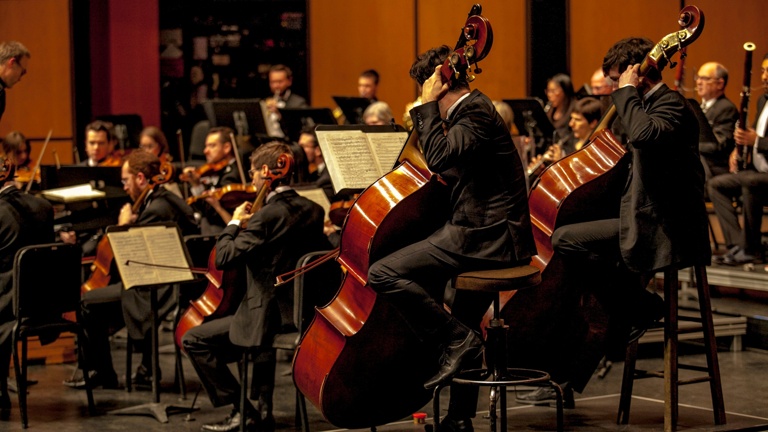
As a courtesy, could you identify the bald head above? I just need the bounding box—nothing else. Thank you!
[695,62,728,101]
[590,68,611,95]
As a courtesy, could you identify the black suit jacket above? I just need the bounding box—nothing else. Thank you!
[700,95,738,176]
[0,186,54,349]
[215,189,329,347]
[612,83,711,272]
[410,90,536,263]
[754,94,768,157]
[194,159,242,233]
[121,186,199,339]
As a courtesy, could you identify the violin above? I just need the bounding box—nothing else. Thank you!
[292,5,491,428]
[13,164,40,185]
[327,193,359,227]
[179,158,229,182]
[82,160,174,294]
[98,152,124,167]
[0,156,12,184]
[186,183,259,209]
[175,153,294,349]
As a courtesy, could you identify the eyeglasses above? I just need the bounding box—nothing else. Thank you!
[694,75,719,82]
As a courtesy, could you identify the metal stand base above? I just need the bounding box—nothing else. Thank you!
[109,402,197,423]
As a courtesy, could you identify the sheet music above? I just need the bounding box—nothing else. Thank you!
[295,187,332,220]
[317,130,381,191]
[108,225,193,290]
[41,184,106,202]
[367,132,408,172]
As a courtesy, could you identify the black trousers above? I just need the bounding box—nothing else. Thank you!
[368,238,503,418]
[182,316,274,412]
[708,170,768,254]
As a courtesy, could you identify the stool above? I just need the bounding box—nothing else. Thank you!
[617,265,726,432]
[433,265,563,432]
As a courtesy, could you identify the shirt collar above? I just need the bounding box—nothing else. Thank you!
[446,92,472,120]
[266,184,292,202]
[643,82,663,100]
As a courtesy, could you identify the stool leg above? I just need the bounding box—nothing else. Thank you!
[693,266,726,425]
[489,385,498,432]
[617,339,639,424]
[432,384,445,431]
[550,381,564,432]
[240,351,249,432]
[664,269,679,432]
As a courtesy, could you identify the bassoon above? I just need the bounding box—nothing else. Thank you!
[737,42,756,171]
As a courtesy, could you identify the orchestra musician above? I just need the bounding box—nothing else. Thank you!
[78,120,121,167]
[0,157,53,416]
[63,151,198,389]
[2,130,35,187]
[590,68,613,96]
[362,101,394,126]
[566,97,603,154]
[545,73,577,144]
[695,62,739,181]
[297,126,334,199]
[709,53,768,265]
[263,64,308,138]
[358,69,380,102]
[518,37,710,407]
[0,41,30,124]
[181,126,241,235]
[182,141,329,432]
[367,45,536,432]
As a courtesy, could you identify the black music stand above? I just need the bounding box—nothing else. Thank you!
[279,107,337,142]
[332,96,372,124]
[504,98,556,157]
[203,98,268,137]
[106,222,198,423]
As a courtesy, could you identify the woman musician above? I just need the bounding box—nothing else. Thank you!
[2,130,38,188]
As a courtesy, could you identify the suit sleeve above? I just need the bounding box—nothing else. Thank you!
[612,86,684,149]
[214,207,282,270]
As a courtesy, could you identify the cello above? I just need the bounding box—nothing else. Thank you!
[82,160,175,294]
[292,5,492,428]
[174,153,293,349]
[487,6,705,380]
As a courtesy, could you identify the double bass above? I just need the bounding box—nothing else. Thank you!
[174,153,293,349]
[487,6,705,381]
[292,5,491,428]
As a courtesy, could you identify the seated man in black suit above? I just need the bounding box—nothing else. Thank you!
[0,156,53,416]
[63,151,198,389]
[695,61,738,181]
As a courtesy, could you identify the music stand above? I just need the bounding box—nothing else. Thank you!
[96,114,144,151]
[279,107,337,142]
[107,222,198,423]
[332,96,372,124]
[504,98,556,159]
[203,99,268,137]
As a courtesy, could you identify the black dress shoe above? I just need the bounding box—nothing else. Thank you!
[132,364,160,388]
[201,411,258,432]
[516,384,575,409]
[439,414,473,432]
[63,370,119,389]
[424,331,483,389]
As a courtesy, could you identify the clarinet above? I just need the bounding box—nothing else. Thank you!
[736,42,756,172]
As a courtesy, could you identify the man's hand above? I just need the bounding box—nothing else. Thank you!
[734,124,757,146]
[421,65,450,103]
[182,166,201,186]
[231,201,254,227]
[618,64,640,88]
[728,148,740,173]
[118,203,137,226]
[59,230,77,245]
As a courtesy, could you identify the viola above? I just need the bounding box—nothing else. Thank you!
[484,6,704,380]
[292,5,492,428]
[82,160,175,294]
[327,193,359,227]
[175,153,294,349]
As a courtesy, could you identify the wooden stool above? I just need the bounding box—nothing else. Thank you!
[617,265,726,432]
[433,265,564,432]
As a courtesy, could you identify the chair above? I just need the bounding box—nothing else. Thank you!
[239,250,342,432]
[11,243,95,428]
[124,234,216,395]
[617,265,726,432]
[433,265,563,432]
[188,120,211,162]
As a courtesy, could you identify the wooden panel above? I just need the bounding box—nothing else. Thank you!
[679,0,768,117]
[0,0,74,147]
[569,0,682,92]
[417,0,527,101]
[309,0,416,126]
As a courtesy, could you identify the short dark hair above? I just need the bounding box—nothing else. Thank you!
[360,69,380,84]
[299,125,318,146]
[270,64,293,79]
[573,98,603,124]
[410,45,468,91]
[208,126,235,152]
[125,150,160,179]
[2,130,29,161]
[250,141,294,187]
[85,120,114,142]
[602,37,660,82]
